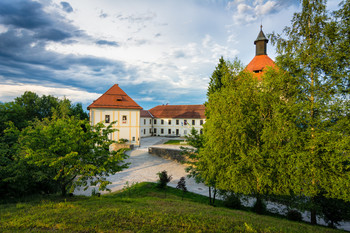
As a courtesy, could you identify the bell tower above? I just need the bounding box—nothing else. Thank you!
[254,25,268,56]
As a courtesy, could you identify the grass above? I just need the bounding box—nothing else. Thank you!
[0,182,343,233]
[164,139,185,145]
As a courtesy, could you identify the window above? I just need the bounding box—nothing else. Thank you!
[161,129,164,134]
[154,119,157,124]
[184,120,187,125]
[176,119,179,125]
[154,128,157,134]
[144,129,146,134]
[122,115,127,124]
[176,129,179,135]
[192,120,195,125]
[105,115,110,123]
[132,137,135,141]
[200,120,203,125]
[150,119,152,124]
[168,120,171,125]
[161,119,164,125]
[149,128,152,133]
[168,129,171,134]
[144,119,146,125]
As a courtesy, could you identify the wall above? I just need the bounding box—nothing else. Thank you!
[90,108,141,145]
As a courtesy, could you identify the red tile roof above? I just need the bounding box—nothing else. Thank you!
[149,105,205,119]
[246,55,275,79]
[140,110,153,118]
[87,84,142,110]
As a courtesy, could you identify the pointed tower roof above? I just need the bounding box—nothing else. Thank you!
[87,84,142,110]
[245,26,275,79]
[254,25,268,45]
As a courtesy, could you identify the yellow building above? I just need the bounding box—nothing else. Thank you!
[87,84,142,146]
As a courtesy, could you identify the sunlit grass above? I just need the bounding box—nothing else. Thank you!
[0,182,341,233]
[164,140,185,145]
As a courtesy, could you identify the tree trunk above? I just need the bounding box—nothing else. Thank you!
[209,186,212,205]
[311,209,317,225]
[61,184,67,197]
[213,187,217,206]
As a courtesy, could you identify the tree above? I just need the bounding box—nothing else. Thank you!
[17,108,129,196]
[207,56,228,97]
[157,170,172,198]
[182,128,218,205]
[270,0,350,224]
[0,92,89,198]
[176,177,187,200]
[202,57,301,212]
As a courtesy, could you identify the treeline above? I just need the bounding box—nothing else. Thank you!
[0,92,128,198]
[185,0,350,229]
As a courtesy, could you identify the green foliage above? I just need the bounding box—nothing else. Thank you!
[270,0,350,214]
[203,66,299,197]
[118,138,129,143]
[219,190,243,210]
[164,139,185,145]
[287,210,303,222]
[0,92,89,198]
[17,111,129,196]
[157,170,172,189]
[176,177,187,200]
[0,182,342,233]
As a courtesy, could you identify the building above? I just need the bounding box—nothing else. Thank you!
[146,104,205,137]
[246,26,275,78]
[88,85,205,145]
[88,27,273,145]
[87,84,142,146]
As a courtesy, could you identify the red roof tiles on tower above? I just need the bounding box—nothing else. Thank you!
[87,84,142,110]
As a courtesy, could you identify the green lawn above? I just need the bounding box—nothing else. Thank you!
[0,182,342,233]
[164,139,186,145]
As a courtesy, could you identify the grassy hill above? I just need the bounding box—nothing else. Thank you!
[0,182,343,233]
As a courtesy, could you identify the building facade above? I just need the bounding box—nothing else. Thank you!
[87,84,142,146]
[88,27,273,145]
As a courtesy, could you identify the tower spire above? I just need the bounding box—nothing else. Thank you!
[254,25,268,56]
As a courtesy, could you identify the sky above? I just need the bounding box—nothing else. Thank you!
[0,0,342,110]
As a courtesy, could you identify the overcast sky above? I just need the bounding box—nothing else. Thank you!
[0,0,342,110]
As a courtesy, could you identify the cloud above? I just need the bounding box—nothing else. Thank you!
[60,2,73,13]
[0,82,100,104]
[228,0,299,24]
[96,40,119,47]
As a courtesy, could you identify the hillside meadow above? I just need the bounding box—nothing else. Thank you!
[0,182,343,233]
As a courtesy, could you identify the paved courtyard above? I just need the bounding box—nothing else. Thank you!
[74,137,208,196]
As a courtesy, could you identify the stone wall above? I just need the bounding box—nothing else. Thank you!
[111,143,134,151]
[148,147,187,162]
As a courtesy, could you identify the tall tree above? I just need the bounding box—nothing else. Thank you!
[270,0,350,224]
[202,65,299,212]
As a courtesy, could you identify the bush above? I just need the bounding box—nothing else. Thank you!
[157,170,172,189]
[287,209,302,222]
[219,190,242,209]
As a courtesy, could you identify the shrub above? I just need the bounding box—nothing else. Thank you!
[157,170,172,189]
[220,191,242,209]
[287,209,302,222]
[176,177,187,200]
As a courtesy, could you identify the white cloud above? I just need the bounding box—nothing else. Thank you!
[0,83,100,104]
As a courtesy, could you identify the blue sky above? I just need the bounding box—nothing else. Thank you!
[0,0,342,110]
